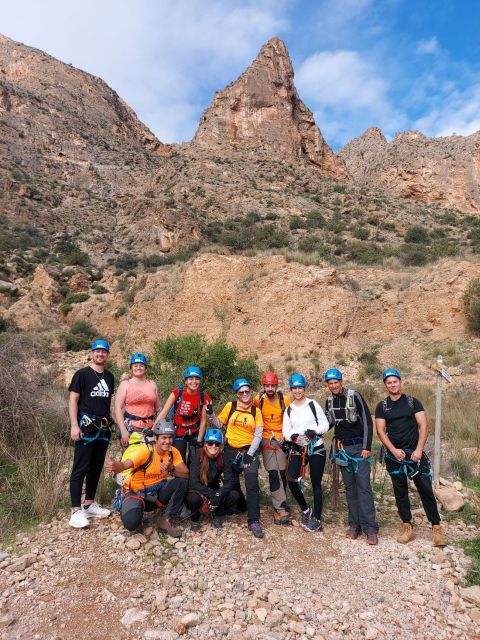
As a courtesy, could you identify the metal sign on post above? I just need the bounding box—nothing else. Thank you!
[432,355,452,486]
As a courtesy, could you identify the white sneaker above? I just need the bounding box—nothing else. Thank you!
[69,510,90,528]
[83,502,111,518]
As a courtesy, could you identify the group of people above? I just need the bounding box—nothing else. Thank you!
[68,340,446,547]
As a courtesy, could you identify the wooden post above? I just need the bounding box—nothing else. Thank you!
[331,464,340,510]
[433,355,443,487]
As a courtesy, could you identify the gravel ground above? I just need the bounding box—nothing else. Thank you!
[1,505,479,640]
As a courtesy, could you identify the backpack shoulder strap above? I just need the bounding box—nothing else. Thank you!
[278,390,286,414]
[407,395,414,412]
[250,405,257,418]
[259,392,265,411]
[286,405,292,418]
[200,390,205,407]
[308,401,319,426]
[226,400,238,425]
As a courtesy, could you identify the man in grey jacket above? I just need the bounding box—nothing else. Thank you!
[325,368,378,544]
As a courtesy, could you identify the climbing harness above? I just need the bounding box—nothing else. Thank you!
[79,412,115,445]
[331,440,371,474]
[381,447,432,481]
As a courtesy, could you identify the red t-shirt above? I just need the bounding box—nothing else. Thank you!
[172,387,211,427]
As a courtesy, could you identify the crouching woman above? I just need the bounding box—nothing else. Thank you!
[186,428,240,531]
[105,421,188,538]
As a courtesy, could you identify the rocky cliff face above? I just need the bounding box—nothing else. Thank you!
[339,127,480,213]
[194,38,349,179]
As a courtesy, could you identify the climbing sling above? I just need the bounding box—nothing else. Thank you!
[79,412,115,445]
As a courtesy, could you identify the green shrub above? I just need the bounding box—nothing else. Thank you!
[71,320,96,338]
[347,242,383,265]
[150,333,260,406]
[352,224,370,240]
[60,302,72,316]
[429,240,460,259]
[65,292,89,304]
[63,333,91,351]
[357,347,381,380]
[289,215,306,230]
[400,244,429,266]
[298,235,321,253]
[56,238,89,266]
[463,278,480,335]
[306,211,326,229]
[92,283,108,294]
[63,320,98,351]
[404,226,430,244]
[115,255,138,271]
[253,225,289,249]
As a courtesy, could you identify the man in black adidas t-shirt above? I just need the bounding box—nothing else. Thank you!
[375,368,445,546]
[68,339,115,529]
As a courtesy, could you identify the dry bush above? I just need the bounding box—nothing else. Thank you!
[0,335,69,537]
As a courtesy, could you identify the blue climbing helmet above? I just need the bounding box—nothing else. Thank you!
[289,373,306,388]
[324,368,343,382]
[204,428,223,445]
[183,365,202,379]
[233,378,251,393]
[382,368,401,381]
[91,339,110,352]
[130,353,147,366]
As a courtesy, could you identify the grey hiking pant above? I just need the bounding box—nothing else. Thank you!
[340,443,378,534]
[261,438,289,512]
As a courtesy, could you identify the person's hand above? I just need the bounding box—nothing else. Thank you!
[305,429,316,439]
[206,404,214,415]
[410,448,422,462]
[120,430,130,448]
[290,434,299,443]
[392,448,406,461]
[196,440,204,448]
[361,449,371,459]
[243,453,253,468]
[71,425,82,442]
[160,461,173,472]
[105,455,117,474]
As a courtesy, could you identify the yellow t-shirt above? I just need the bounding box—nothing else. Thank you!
[253,393,291,439]
[218,401,263,449]
[123,445,183,492]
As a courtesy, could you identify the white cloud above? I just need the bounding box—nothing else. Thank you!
[416,37,440,55]
[1,0,289,142]
[296,50,406,148]
[414,83,480,137]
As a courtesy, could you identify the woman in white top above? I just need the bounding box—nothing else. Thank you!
[282,373,329,532]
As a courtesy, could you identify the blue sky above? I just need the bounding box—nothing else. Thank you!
[2,0,480,150]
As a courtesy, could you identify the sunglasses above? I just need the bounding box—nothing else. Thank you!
[237,390,251,395]
[205,441,221,448]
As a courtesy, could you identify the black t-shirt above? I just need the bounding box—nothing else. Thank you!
[374,394,424,450]
[68,366,115,417]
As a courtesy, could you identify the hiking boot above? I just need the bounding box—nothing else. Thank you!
[300,507,312,529]
[248,521,264,539]
[366,532,378,545]
[432,524,446,547]
[69,509,90,529]
[212,514,223,529]
[302,515,322,533]
[190,520,201,532]
[82,502,110,518]
[397,522,414,544]
[345,527,360,540]
[274,510,291,525]
[157,516,183,538]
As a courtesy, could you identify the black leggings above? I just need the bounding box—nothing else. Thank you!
[70,439,110,508]
[287,447,326,520]
[386,453,441,525]
[186,489,240,522]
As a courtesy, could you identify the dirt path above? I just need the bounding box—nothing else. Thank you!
[1,507,479,640]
